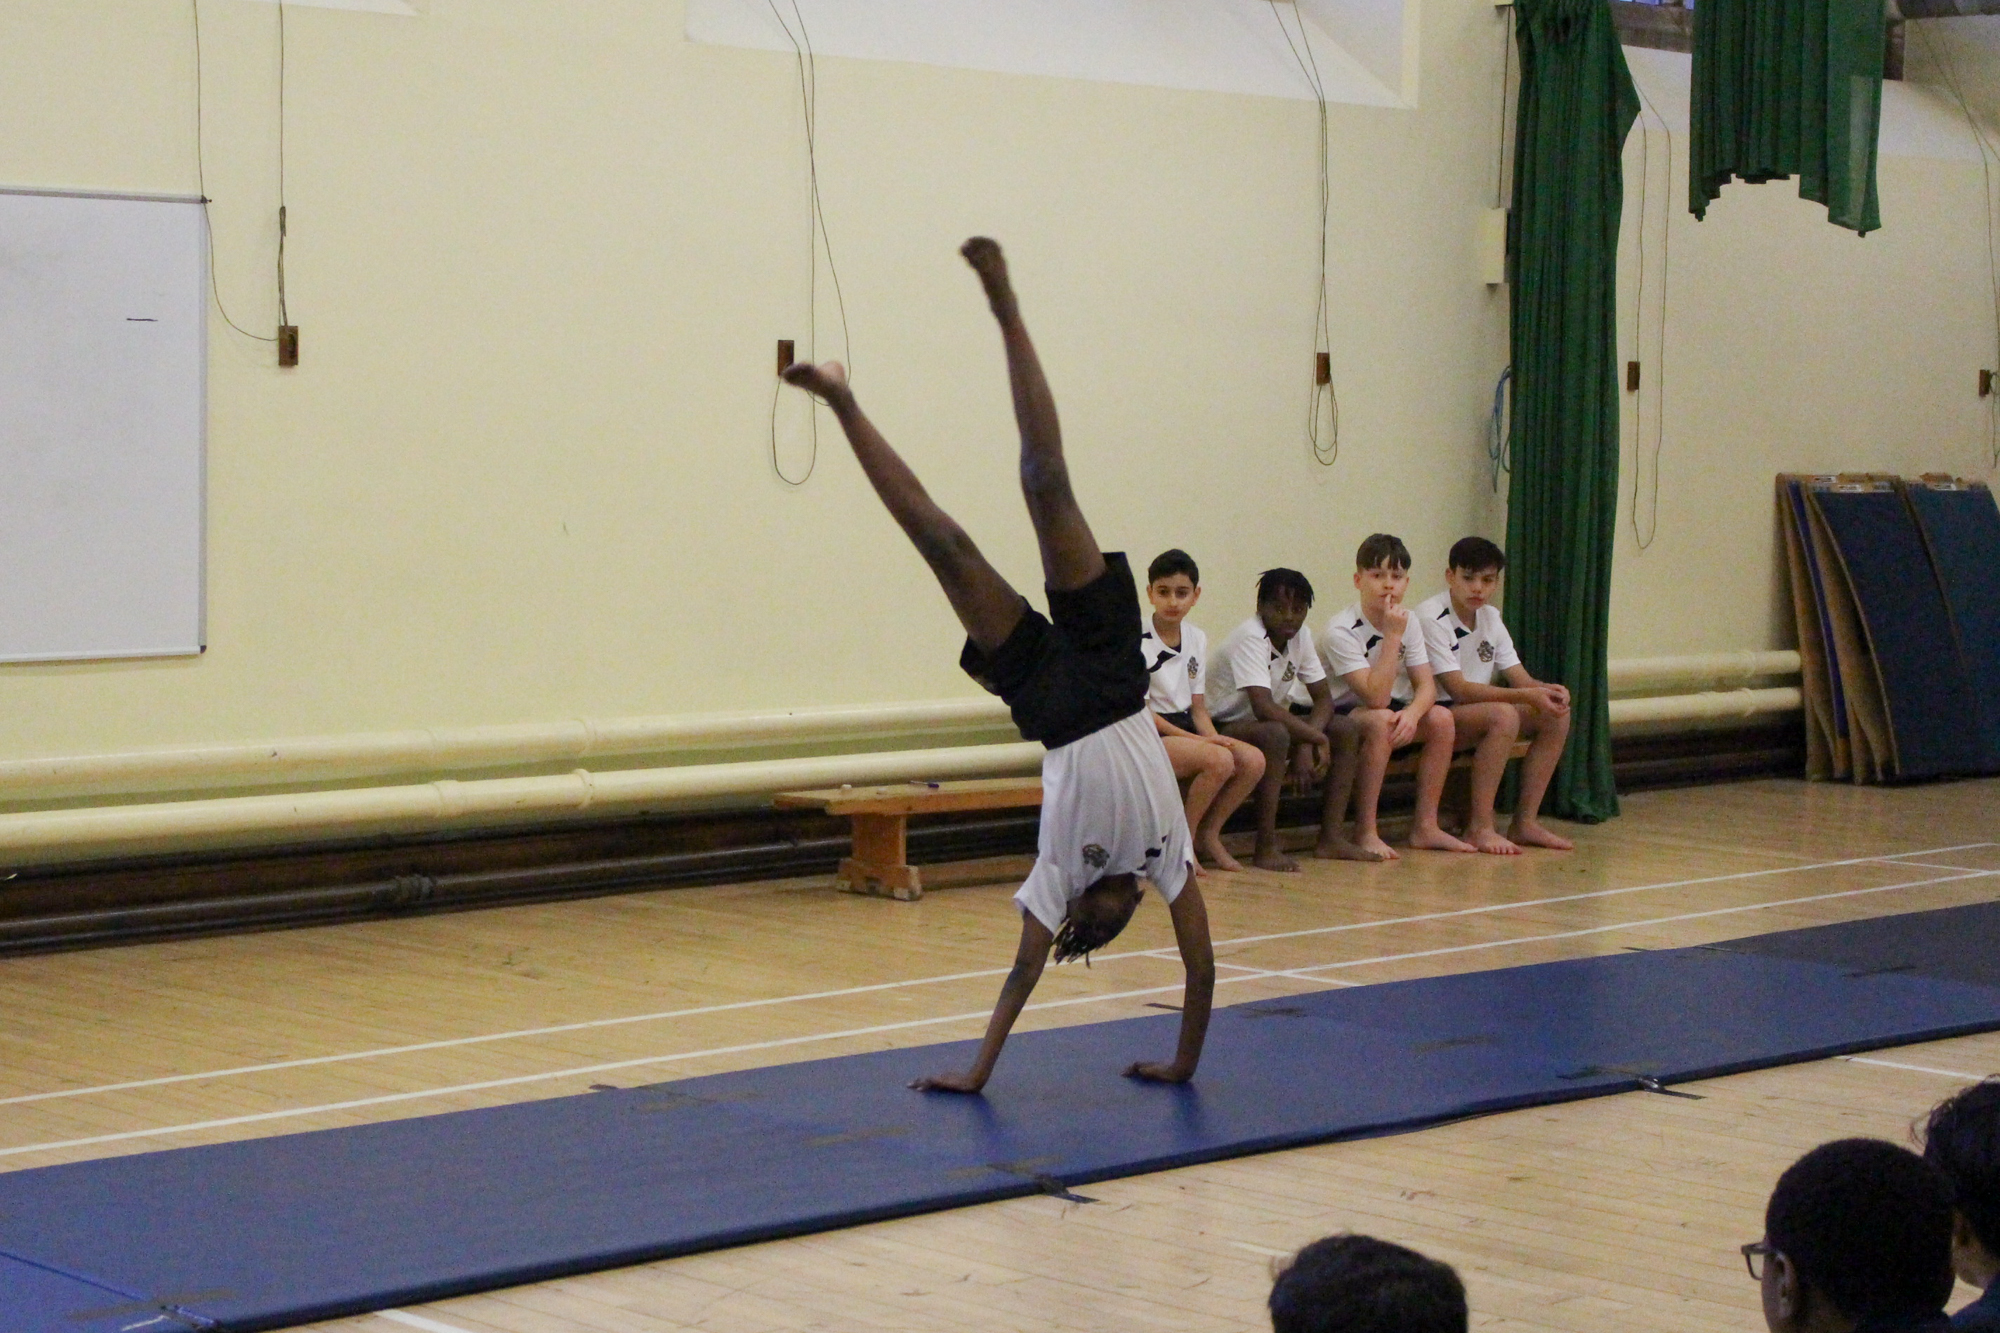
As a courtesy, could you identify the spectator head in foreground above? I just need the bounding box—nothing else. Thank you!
[1922,1079,2000,1330]
[1269,1233,1467,1333]
[1751,1138,1956,1333]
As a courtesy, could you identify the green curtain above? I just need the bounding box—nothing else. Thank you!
[1690,0,1887,234]
[1505,0,1636,824]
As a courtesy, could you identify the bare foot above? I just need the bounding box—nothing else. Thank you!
[1252,846,1301,873]
[1348,833,1401,862]
[1408,824,1476,854]
[1509,819,1575,851]
[1312,837,1380,863]
[960,236,1015,310]
[1197,835,1246,873]
[1468,828,1523,856]
[779,358,850,403]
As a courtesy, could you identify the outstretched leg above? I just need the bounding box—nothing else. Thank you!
[781,360,1025,653]
[961,238,1106,594]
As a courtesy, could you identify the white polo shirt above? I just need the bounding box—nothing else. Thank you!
[1139,621,1207,717]
[1014,709,1195,933]
[1205,615,1327,725]
[1320,603,1428,707]
[1414,591,1520,702]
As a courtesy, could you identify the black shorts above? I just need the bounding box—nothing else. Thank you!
[1158,709,1196,733]
[959,552,1149,750]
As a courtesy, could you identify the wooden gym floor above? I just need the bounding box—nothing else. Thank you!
[2,776,1997,1333]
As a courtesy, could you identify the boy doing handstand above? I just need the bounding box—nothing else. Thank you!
[781,239,1214,1093]
[1140,549,1266,873]
[1320,534,1470,860]
[1412,538,1574,851]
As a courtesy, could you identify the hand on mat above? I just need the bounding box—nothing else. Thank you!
[1123,1059,1193,1084]
[1389,708,1421,749]
[909,1071,985,1094]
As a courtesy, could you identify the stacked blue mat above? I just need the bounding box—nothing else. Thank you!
[1786,474,2000,781]
[5,901,2000,1333]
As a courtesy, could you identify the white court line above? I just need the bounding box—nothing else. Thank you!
[5,839,1988,1111]
[1229,1241,1294,1259]
[0,966,1325,1159]
[378,1311,479,1333]
[4,868,1992,1161]
[1283,869,1997,976]
[1874,860,1992,873]
[1843,1056,1994,1082]
[1217,960,1360,987]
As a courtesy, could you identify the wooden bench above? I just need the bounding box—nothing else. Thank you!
[774,778,1044,901]
[775,740,1534,901]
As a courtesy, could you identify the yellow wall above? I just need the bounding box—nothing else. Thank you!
[1,0,1994,763]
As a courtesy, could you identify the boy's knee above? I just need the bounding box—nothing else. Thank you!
[911,521,977,573]
[1421,707,1455,742]
[1322,712,1361,752]
[1018,454,1073,501]
[1484,704,1521,739]
[1236,744,1268,780]
[1197,745,1233,778]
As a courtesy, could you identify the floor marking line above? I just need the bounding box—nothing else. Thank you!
[0,968,1323,1159]
[377,1312,480,1333]
[1229,1241,1293,1258]
[1871,860,1991,873]
[1283,870,1996,976]
[1843,1056,1993,1082]
[6,840,1988,1110]
[5,873,1993,1160]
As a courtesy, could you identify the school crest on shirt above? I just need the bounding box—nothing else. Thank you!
[1477,640,1495,663]
[1281,662,1297,683]
[1081,843,1109,869]
[1187,656,1200,680]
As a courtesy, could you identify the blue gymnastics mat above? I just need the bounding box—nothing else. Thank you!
[4,902,1999,1333]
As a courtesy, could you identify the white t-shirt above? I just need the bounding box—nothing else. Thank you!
[1320,603,1428,707]
[1013,709,1195,933]
[1205,615,1327,724]
[1139,621,1207,717]
[1414,591,1521,701]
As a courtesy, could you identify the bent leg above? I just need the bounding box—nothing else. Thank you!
[1314,712,1375,861]
[1164,736,1233,872]
[1221,719,1297,872]
[1510,706,1576,849]
[1451,702,1522,855]
[782,360,1024,653]
[1408,706,1476,853]
[1195,738,1265,873]
[1346,710,1401,862]
[961,238,1104,594]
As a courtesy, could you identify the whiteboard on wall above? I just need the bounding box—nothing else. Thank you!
[0,188,207,663]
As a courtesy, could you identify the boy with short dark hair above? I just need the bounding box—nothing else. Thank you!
[1750,1138,1956,1333]
[1268,1234,1468,1333]
[1922,1080,2000,1331]
[1412,536,1575,853]
[1319,534,1469,861]
[1141,549,1267,873]
[1205,569,1370,870]
[781,238,1212,1093]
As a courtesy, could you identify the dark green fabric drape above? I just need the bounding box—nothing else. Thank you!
[1505,0,1636,824]
[1690,0,1887,234]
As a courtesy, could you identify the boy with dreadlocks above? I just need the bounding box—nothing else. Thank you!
[781,238,1213,1094]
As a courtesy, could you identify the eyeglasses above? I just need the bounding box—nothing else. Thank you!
[1742,1240,1776,1281]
